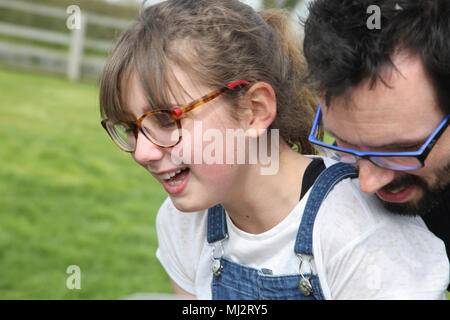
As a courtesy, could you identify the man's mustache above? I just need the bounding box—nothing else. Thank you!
[381,174,428,193]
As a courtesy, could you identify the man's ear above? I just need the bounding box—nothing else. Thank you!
[242,82,277,138]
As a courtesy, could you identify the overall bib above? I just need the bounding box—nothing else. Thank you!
[207,162,357,300]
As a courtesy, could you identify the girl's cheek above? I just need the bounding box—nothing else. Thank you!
[169,126,223,166]
[189,164,235,192]
[171,113,240,170]
[169,129,195,166]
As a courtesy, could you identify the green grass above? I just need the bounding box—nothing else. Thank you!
[0,68,171,299]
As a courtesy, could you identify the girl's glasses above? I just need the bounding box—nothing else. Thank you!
[308,104,450,171]
[101,80,249,152]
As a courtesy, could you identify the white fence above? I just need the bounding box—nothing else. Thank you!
[0,0,133,80]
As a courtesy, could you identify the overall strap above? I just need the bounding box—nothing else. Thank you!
[207,204,228,244]
[294,162,357,255]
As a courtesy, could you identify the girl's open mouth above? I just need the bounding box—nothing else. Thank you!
[158,168,190,194]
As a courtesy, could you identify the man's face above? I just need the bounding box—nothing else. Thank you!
[322,53,450,216]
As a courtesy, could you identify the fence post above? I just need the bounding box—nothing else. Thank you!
[67,12,87,81]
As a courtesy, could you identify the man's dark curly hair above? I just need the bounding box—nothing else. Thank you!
[303,0,450,115]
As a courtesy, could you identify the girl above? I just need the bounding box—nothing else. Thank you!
[99,0,449,299]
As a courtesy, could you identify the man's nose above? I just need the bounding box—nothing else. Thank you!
[132,132,165,166]
[357,159,396,194]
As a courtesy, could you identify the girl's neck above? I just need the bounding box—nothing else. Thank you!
[221,144,312,234]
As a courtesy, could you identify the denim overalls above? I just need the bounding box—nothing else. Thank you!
[207,163,357,300]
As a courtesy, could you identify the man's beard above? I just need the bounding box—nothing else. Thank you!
[375,162,450,217]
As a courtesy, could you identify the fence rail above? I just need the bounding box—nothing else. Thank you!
[0,0,131,29]
[0,0,132,80]
[0,22,70,46]
[0,22,114,52]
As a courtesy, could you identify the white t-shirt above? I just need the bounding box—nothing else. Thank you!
[155,162,449,300]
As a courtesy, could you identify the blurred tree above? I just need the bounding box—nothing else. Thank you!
[263,0,304,11]
[0,0,140,41]
[19,0,139,19]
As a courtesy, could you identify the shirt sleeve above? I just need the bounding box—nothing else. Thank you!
[313,178,450,300]
[155,197,201,295]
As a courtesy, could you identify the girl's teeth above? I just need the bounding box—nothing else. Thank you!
[159,169,183,180]
[168,180,183,186]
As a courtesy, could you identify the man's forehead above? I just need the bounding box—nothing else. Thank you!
[322,53,442,142]
[322,102,441,150]
[326,53,438,108]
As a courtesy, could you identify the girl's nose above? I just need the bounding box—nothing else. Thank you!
[357,159,396,194]
[132,132,165,166]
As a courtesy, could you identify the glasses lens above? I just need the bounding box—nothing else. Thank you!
[141,112,180,147]
[370,156,423,170]
[106,121,136,152]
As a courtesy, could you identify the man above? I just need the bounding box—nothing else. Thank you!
[303,0,450,290]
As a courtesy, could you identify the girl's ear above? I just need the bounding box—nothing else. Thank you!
[242,82,277,138]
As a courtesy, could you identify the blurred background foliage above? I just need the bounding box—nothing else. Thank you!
[0,66,171,299]
[263,0,304,11]
[0,0,139,54]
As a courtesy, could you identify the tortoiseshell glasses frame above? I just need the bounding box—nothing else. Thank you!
[101,80,250,152]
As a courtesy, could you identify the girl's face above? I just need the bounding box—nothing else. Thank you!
[123,69,250,212]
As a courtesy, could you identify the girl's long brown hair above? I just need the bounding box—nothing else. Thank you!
[100,0,318,154]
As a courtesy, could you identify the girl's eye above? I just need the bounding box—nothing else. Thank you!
[152,113,177,128]
[160,123,176,129]
[125,123,138,134]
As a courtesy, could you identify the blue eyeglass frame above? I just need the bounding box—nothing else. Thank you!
[308,104,450,170]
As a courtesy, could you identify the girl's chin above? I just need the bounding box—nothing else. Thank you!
[169,198,207,213]
[169,190,220,213]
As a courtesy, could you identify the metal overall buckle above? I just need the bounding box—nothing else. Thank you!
[211,236,227,276]
[297,254,313,296]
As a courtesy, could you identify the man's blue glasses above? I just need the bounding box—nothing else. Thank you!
[308,105,450,171]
